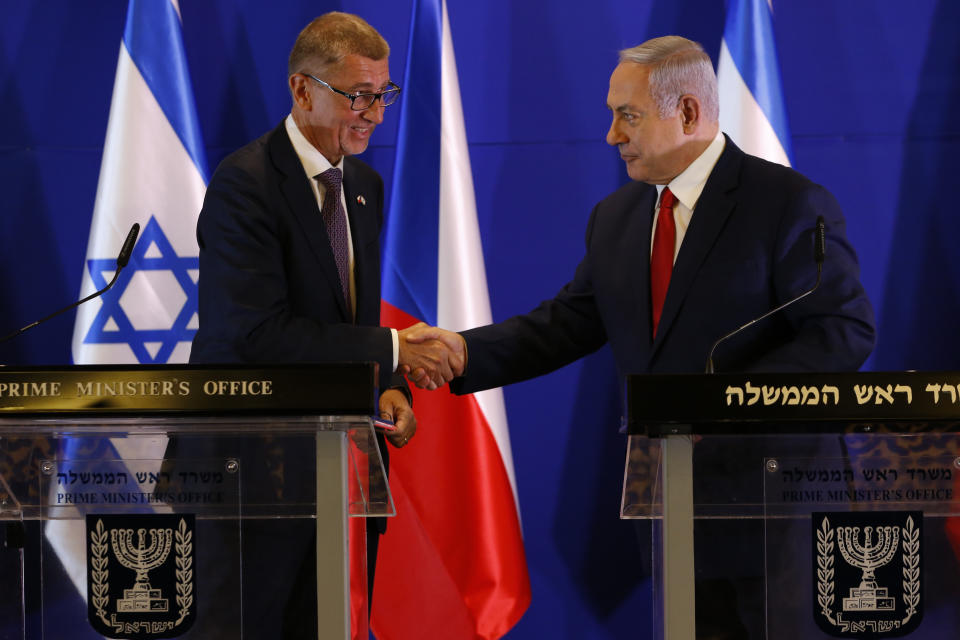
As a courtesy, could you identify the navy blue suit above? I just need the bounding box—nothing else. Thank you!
[191,122,398,389]
[186,121,398,638]
[452,136,875,392]
[451,137,876,638]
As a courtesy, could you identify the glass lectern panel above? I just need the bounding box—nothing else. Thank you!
[39,453,240,639]
[621,432,960,639]
[623,371,960,640]
[763,434,960,639]
[0,414,392,640]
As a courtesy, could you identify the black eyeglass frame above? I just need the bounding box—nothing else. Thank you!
[304,74,401,111]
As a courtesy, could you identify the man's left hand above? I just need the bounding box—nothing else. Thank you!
[379,388,416,448]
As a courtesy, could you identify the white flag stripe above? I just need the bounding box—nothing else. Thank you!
[436,0,520,512]
[44,436,171,597]
[717,41,790,167]
[122,271,184,329]
[71,42,205,364]
[56,0,203,604]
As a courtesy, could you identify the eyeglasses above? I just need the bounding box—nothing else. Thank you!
[304,74,401,110]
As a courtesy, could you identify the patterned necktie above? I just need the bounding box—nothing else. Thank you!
[316,168,352,314]
[650,187,676,338]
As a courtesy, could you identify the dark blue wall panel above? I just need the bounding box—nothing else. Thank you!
[2,1,958,638]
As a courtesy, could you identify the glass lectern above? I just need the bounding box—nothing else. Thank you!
[623,372,960,640]
[0,364,392,640]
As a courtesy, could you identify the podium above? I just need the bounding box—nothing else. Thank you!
[0,364,392,639]
[623,372,960,639]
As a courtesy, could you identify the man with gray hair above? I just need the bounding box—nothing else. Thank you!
[412,35,875,638]
[420,33,874,386]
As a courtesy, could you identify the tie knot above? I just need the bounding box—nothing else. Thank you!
[659,187,676,211]
[317,167,342,191]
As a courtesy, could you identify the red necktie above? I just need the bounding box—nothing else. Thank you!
[650,187,676,338]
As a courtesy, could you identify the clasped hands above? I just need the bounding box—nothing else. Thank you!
[397,322,466,390]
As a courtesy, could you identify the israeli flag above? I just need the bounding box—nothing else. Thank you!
[71,0,207,365]
[717,0,793,166]
[50,0,205,603]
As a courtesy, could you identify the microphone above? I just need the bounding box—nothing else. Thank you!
[0,223,141,345]
[117,223,140,268]
[705,216,825,373]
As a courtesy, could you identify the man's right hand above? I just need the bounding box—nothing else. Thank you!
[397,322,467,390]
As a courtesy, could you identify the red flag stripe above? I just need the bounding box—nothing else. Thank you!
[372,302,530,639]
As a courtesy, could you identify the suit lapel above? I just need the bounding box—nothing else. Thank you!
[651,138,744,359]
[342,159,377,324]
[268,124,350,320]
[630,186,657,344]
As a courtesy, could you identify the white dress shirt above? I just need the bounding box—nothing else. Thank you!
[285,114,400,370]
[651,129,727,261]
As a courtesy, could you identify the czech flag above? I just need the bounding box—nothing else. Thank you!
[374,0,531,638]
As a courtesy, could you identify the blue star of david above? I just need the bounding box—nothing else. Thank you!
[82,216,198,363]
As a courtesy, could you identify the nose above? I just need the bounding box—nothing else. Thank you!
[362,100,385,125]
[606,117,626,147]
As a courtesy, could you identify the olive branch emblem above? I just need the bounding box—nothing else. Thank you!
[901,516,920,624]
[88,515,196,631]
[817,514,922,630]
[817,516,836,625]
[90,519,111,626]
[174,517,194,626]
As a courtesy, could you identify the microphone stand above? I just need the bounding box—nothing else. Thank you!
[0,223,141,346]
[705,217,826,373]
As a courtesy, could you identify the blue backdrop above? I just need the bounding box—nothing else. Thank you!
[2,1,959,638]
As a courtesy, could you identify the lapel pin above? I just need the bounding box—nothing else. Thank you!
[356,195,366,206]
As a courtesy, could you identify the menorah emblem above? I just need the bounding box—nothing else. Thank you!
[836,525,899,612]
[813,512,922,636]
[87,514,196,639]
[111,527,174,613]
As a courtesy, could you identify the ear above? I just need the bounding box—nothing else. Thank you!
[677,94,702,133]
[290,74,311,110]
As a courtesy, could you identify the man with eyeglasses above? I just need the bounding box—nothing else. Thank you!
[188,12,459,638]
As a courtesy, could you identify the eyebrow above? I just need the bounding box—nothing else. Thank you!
[346,81,393,93]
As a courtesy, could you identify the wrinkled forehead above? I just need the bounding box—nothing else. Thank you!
[323,54,391,89]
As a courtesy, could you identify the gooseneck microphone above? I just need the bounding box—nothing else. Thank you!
[116,222,140,269]
[0,223,141,345]
[704,216,826,373]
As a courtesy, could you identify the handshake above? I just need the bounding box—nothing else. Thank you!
[397,322,467,390]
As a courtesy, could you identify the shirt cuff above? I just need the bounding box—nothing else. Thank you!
[391,328,399,372]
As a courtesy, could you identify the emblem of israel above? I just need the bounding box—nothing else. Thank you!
[813,512,922,638]
[86,514,196,638]
[112,526,173,612]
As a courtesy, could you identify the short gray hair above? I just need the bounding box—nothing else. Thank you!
[618,36,719,122]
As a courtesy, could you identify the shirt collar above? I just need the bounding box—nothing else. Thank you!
[284,113,344,179]
[657,129,726,210]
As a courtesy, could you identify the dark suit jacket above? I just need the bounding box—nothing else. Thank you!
[189,119,402,516]
[183,121,397,636]
[190,121,400,391]
[452,136,876,393]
